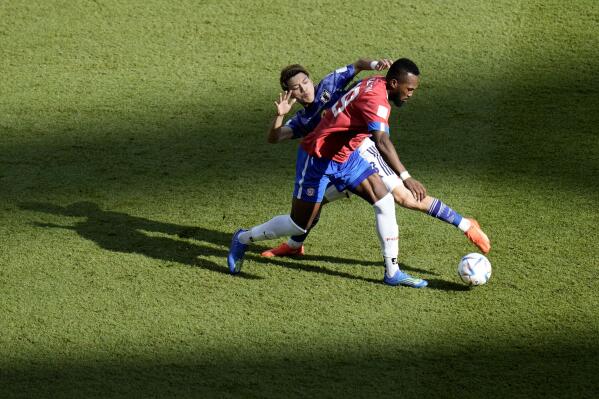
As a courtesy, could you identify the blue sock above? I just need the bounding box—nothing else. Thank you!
[290,216,319,243]
[428,198,463,227]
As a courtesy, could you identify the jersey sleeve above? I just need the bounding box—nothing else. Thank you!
[284,115,305,139]
[333,64,357,89]
[361,92,391,135]
[320,64,356,92]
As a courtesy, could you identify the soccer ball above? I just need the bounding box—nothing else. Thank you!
[458,253,492,286]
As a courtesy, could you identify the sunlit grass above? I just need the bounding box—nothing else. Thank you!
[1,0,598,397]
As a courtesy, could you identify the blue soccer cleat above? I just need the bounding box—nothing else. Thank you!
[228,229,248,274]
[383,270,428,288]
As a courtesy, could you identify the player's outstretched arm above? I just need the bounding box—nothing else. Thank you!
[267,91,296,144]
[353,58,393,73]
[371,130,427,202]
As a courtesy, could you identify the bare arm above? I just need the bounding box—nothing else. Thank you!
[371,130,427,201]
[267,115,294,144]
[267,91,296,144]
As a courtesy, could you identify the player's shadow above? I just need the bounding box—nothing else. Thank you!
[19,201,262,278]
[20,201,434,285]
[180,227,437,283]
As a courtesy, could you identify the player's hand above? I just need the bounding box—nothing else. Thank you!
[275,91,297,116]
[403,177,427,202]
[373,58,392,71]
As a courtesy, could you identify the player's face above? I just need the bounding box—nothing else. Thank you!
[388,73,420,107]
[286,73,315,105]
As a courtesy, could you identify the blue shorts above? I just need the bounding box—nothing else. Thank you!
[293,147,376,203]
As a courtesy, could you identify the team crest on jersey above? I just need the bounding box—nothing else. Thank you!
[306,188,315,197]
[319,90,331,103]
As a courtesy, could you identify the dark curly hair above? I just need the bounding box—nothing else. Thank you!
[386,58,420,83]
[280,64,310,90]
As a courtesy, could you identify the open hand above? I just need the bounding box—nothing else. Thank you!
[275,91,297,116]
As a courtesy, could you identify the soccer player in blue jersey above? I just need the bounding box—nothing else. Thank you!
[261,59,490,258]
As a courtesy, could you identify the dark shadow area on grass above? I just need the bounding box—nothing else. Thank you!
[281,256,441,286]
[1,341,597,399]
[425,278,470,292]
[1,63,598,205]
[179,227,415,270]
[179,223,439,279]
[298,254,438,276]
[19,201,259,278]
[19,201,434,285]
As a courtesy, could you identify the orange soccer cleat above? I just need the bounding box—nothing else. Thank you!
[261,242,305,257]
[465,218,491,254]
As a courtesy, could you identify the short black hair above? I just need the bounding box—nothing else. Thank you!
[280,64,310,90]
[386,58,420,83]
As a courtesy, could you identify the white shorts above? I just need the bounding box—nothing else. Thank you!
[358,137,401,192]
[324,137,401,202]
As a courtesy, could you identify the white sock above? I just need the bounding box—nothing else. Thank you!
[458,218,471,232]
[238,215,306,244]
[373,193,399,276]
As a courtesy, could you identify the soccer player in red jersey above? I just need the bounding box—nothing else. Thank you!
[263,60,490,259]
[228,59,431,287]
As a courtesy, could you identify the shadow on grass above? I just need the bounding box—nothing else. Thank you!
[299,254,439,276]
[19,201,260,278]
[1,341,597,399]
[19,201,439,286]
[179,222,440,278]
[425,278,471,291]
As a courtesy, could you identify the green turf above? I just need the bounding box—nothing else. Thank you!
[1,1,598,398]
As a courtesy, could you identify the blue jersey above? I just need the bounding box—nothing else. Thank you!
[285,64,356,139]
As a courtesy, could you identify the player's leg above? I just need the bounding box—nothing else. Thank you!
[228,148,328,273]
[229,201,320,274]
[360,139,490,254]
[337,151,427,288]
[261,184,350,257]
[390,183,490,254]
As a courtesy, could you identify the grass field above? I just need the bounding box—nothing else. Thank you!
[1,1,598,398]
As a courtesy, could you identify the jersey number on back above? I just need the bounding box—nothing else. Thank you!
[331,85,360,118]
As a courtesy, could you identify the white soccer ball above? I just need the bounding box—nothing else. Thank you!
[458,253,492,286]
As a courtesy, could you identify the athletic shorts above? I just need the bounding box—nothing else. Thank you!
[358,137,401,192]
[293,147,376,203]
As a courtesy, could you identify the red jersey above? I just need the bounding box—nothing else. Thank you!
[301,76,391,162]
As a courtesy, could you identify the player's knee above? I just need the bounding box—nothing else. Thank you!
[373,191,395,215]
[369,174,390,202]
[393,189,432,212]
[392,188,413,208]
